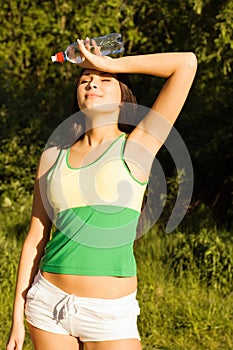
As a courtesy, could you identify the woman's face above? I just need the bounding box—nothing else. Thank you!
[76,69,122,112]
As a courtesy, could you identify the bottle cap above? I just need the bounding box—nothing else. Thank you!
[51,52,65,63]
[51,55,57,62]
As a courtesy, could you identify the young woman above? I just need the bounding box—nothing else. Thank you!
[7,39,197,350]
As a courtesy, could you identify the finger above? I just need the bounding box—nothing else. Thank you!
[92,39,102,56]
[77,39,87,62]
[77,39,85,49]
[85,36,91,51]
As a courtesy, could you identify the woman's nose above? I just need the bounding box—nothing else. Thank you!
[88,79,98,89]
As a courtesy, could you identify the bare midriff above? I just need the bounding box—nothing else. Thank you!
[41,271,137,299]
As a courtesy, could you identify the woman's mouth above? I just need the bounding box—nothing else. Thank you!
[85,93,102,98]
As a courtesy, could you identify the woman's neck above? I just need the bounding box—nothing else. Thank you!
[83,125,123,147]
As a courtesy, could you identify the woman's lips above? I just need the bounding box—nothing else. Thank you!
[85,93,102,98]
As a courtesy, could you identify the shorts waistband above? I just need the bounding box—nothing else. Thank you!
[35,270,137,303]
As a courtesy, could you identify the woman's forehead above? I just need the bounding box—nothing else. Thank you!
[81,69,117,78]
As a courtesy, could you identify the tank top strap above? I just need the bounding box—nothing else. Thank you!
[46,147,67,181]
[99,133,126,161]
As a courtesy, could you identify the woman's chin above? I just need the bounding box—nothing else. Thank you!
[81,102,121,118]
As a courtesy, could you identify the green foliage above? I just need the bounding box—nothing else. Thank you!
[164,228,233,292]
[0,0,232,224]
[0,223,32,350]
[135,227,233,349]
[0,2,233,347]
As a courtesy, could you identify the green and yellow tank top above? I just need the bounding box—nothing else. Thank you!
[40,133,147,276]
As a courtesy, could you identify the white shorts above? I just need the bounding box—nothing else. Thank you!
[25,271,141,342]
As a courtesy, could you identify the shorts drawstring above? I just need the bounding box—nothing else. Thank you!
[53,294,78,323]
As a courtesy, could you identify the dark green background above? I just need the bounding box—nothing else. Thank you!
[0,0,232,228]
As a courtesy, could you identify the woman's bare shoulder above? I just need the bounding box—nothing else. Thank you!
[37,146,62,179]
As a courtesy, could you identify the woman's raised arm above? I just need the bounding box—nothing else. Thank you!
[77,41,197,180]
[113,52,197,177]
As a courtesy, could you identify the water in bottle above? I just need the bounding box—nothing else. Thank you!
[51,33,124,63]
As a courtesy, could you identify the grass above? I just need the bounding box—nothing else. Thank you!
[135,228,233,349]
[1,202,233,350]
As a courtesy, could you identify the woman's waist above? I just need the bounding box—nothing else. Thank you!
[41,271,137,299]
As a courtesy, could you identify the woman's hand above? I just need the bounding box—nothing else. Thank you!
[76,37,113,72]
[6,321,25,350]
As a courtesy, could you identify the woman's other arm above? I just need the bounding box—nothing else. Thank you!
[6,147,59,350]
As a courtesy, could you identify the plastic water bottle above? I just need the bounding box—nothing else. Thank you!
[51,33,124,63]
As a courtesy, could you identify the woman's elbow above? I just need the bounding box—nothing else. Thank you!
[185,52,198,71]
